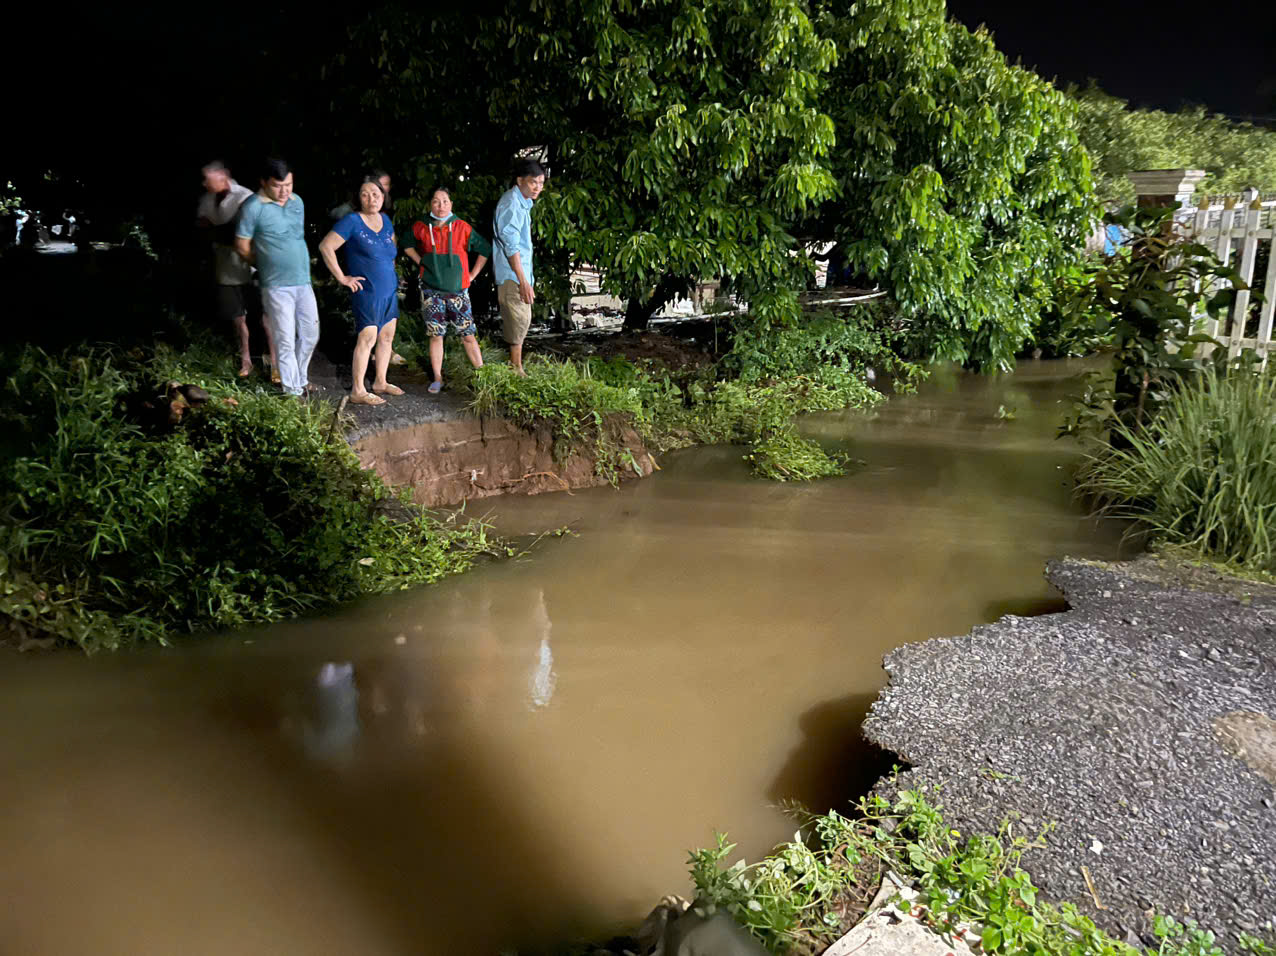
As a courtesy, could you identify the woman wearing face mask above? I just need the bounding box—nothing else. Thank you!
[319,175,403,405]
[407,185,491,394]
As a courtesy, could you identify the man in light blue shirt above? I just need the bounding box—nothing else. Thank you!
[492,159,545,375]
[235,157,320,397]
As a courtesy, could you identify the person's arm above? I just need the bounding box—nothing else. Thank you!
[234,201,257,265]
[467,227,491,283]
[404,247,421,265]
[318,230,364,291]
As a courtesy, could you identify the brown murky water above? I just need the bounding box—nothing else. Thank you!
[0,360,1127,955]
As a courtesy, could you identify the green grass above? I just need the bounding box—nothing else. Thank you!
[439,338,888,483]
[1079,368,1276,573]
[0,339,512,651]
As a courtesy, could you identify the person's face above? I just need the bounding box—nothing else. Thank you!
[203,168,230,193]
[263,173,294,203]
[359,182,384,214]
[517,174,545,201]
[430,190,452,219]
[377,174,391,196]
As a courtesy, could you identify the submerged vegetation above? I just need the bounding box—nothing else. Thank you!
[434,303,922,483]
[688,786,1274,956]
[0,340,510,652]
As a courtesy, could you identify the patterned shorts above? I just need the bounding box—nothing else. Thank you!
[422,288,476,338]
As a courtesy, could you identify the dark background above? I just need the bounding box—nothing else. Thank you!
[3,0,1272,251]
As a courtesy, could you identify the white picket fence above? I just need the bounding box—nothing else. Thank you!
[1186,187,1276,360]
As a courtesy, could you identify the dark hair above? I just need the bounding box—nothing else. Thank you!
[260,157,291,183]
[353,175,386,211]
[427,184,452,201]
[512,158,546,181]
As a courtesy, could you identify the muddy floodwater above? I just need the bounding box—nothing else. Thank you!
[0,360,1127,955]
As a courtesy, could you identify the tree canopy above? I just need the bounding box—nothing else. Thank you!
[1070,83,1276,204]
[810,0,1097,368]
[348,0,839,329]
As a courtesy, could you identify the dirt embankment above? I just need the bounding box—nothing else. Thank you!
[864,555,1276,948]
[352,414,654,506]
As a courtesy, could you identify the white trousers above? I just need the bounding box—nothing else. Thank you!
[262,284,319,396]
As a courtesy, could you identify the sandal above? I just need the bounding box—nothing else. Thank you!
[349,392,386,406]
[373,383,405,396]
[389,352,406,366]
[427,380,442,394]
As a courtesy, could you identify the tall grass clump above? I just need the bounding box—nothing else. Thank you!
[1080,368,1276,572]
[0,342,509,652]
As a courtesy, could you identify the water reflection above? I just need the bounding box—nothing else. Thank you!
[0,359,1129,955]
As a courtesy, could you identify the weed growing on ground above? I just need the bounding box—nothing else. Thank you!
[688,785,1274,955]
[1079,368,1276,573]
[0,340,512,651]
[443,306,916,482]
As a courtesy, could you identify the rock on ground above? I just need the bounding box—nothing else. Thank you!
[864,556,1276,948]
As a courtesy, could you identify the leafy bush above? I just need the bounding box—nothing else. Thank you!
[1071,83,1276,204]
[0,342,508,651]
[1062,205,1245,436]
[689,786,1274,955]
[1079,368,1276,573]
[726,304,921,389]
[449,319,893,483]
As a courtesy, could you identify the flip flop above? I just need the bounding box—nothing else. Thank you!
[373,383,405,396]
[350,392,386,406]
[389,352,407,365]
[427,381,442,394]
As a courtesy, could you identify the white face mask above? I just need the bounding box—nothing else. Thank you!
[430,212,449,222]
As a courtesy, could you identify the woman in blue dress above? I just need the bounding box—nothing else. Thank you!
[319,176,404,405]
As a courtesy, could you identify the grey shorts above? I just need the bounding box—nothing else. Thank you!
[216,284,248,322]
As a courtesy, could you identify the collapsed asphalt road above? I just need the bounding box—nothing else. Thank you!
[864,556,1276,949]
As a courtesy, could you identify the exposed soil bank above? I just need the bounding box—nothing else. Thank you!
[864,555,1276,948]
[352,414,653,506]
[305,353,655,506]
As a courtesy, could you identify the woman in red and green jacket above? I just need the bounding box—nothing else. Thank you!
[406,186,493,393]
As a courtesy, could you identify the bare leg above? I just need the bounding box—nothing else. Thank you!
[372,321,403,395]
[232,314,252,375]
[461,334,484,369]
[509,343,525,376]
[429,335,444,385]
[350,326,384,404]
[262,315,278,370]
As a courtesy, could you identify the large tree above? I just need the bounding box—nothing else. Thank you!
[342,0,839,330]
[810,0,1097,369]
[345,0,1096,362]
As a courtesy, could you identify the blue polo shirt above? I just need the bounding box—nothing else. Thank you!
[235,192,312,288]
[492,187,534,287]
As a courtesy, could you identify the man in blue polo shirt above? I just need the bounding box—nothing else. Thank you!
[235,157,319,397]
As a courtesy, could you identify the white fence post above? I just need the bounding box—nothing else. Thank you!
[1172,183,1276,364]
[1229,188,1262,358]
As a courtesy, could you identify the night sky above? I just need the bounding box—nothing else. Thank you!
[946,0,1275,118]
[4,0,1272,191]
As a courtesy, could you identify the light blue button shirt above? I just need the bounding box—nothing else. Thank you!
[492,186,534,287]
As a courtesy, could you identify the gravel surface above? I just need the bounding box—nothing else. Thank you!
[864,556,1276,948]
